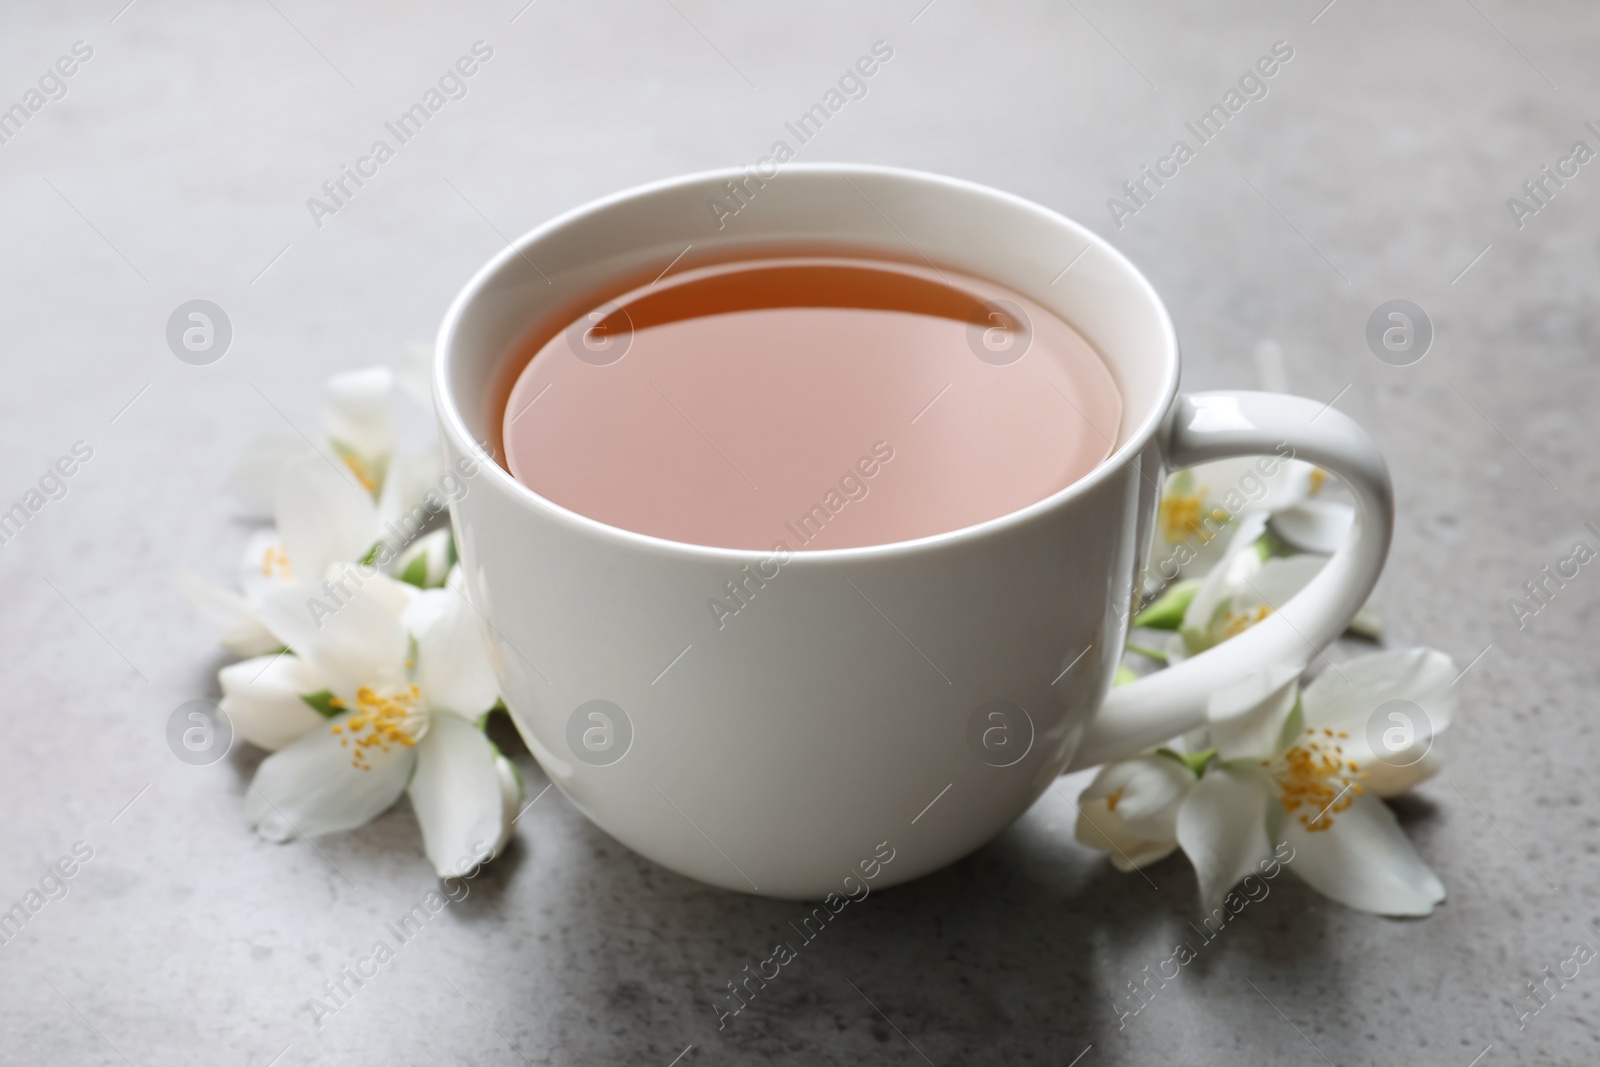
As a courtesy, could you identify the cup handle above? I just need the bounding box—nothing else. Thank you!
[1064,390,1395,771]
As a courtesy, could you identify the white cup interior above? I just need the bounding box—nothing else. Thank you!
[438,164,1178,508]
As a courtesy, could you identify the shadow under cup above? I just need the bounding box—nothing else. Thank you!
[435,164,1180,899]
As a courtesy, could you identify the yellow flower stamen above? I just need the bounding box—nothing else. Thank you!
[260,543,294,581]
[333,684,424,770]
[1160,494,1232,545]
[1160,494,1201,542]
[341,452,378,494]
[1309,468,1327,496]
[1268,728,1368,832]
[1222,604,1273,637]
[1105,786,1124,814]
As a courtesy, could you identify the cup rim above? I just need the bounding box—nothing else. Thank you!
[435,162,1179,563]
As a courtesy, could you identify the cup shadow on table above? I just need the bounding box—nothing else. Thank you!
[213,695,1439,1064]
[423,718,1443,1066]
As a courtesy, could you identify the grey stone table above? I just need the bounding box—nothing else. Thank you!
[2,1,1596,1063]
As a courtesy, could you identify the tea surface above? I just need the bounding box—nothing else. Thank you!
[502,257,1122,550]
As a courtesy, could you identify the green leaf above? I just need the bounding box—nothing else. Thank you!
[1113,664,1139,687]
[1158,746,1216,778]
[1133,579,1200,630]
[1276,694,1305,753]
[301,690,343,718]
[1256,532,1293,560]
[1125,642,1169,663]
[359,541,383,566]
[398,552,430,587]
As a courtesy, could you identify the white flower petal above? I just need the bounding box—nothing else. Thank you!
[219,653,329,751]
[324,367,396,447]
[1075,755,1194,869]
[257,571,410,696]
[245,716,414,842]
[408,713,508,877]
[275,455,380,581]
[1179,456,1316,520]
[1253,553,1328,606]
[180,570,281,658]
[1207,666,1304,760]
[1184,456,1261,501]
[493,755,524,858]
[1153,462,1232,550]
[1188,551,1328,655]
[1172,535,1239,582]
[1283,792,1445,916]
[238,528,294,602]
[1303,648,1458,733]
[1265,459,1319,511]
[1177,767,1274,907]
[1105,755,1195,839]
[230,434,313,519]
[1150,457,1321,582]
[223,621,282,659]
[1180,514,1269,649]
[180,568,250,626]
[378,450,447,547]
[398,341,434,406]
[324,368,396,491]
[1301,648,1458,796]
[327,561,417,617]
[222,617,278,659]
[1111,839,1179,872]
[405,585,499,718]
[1271,499,1354,555]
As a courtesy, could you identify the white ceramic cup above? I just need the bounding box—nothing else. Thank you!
[434,164,1392,900]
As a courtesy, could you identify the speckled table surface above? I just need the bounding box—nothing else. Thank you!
[3,1,1598,1064]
